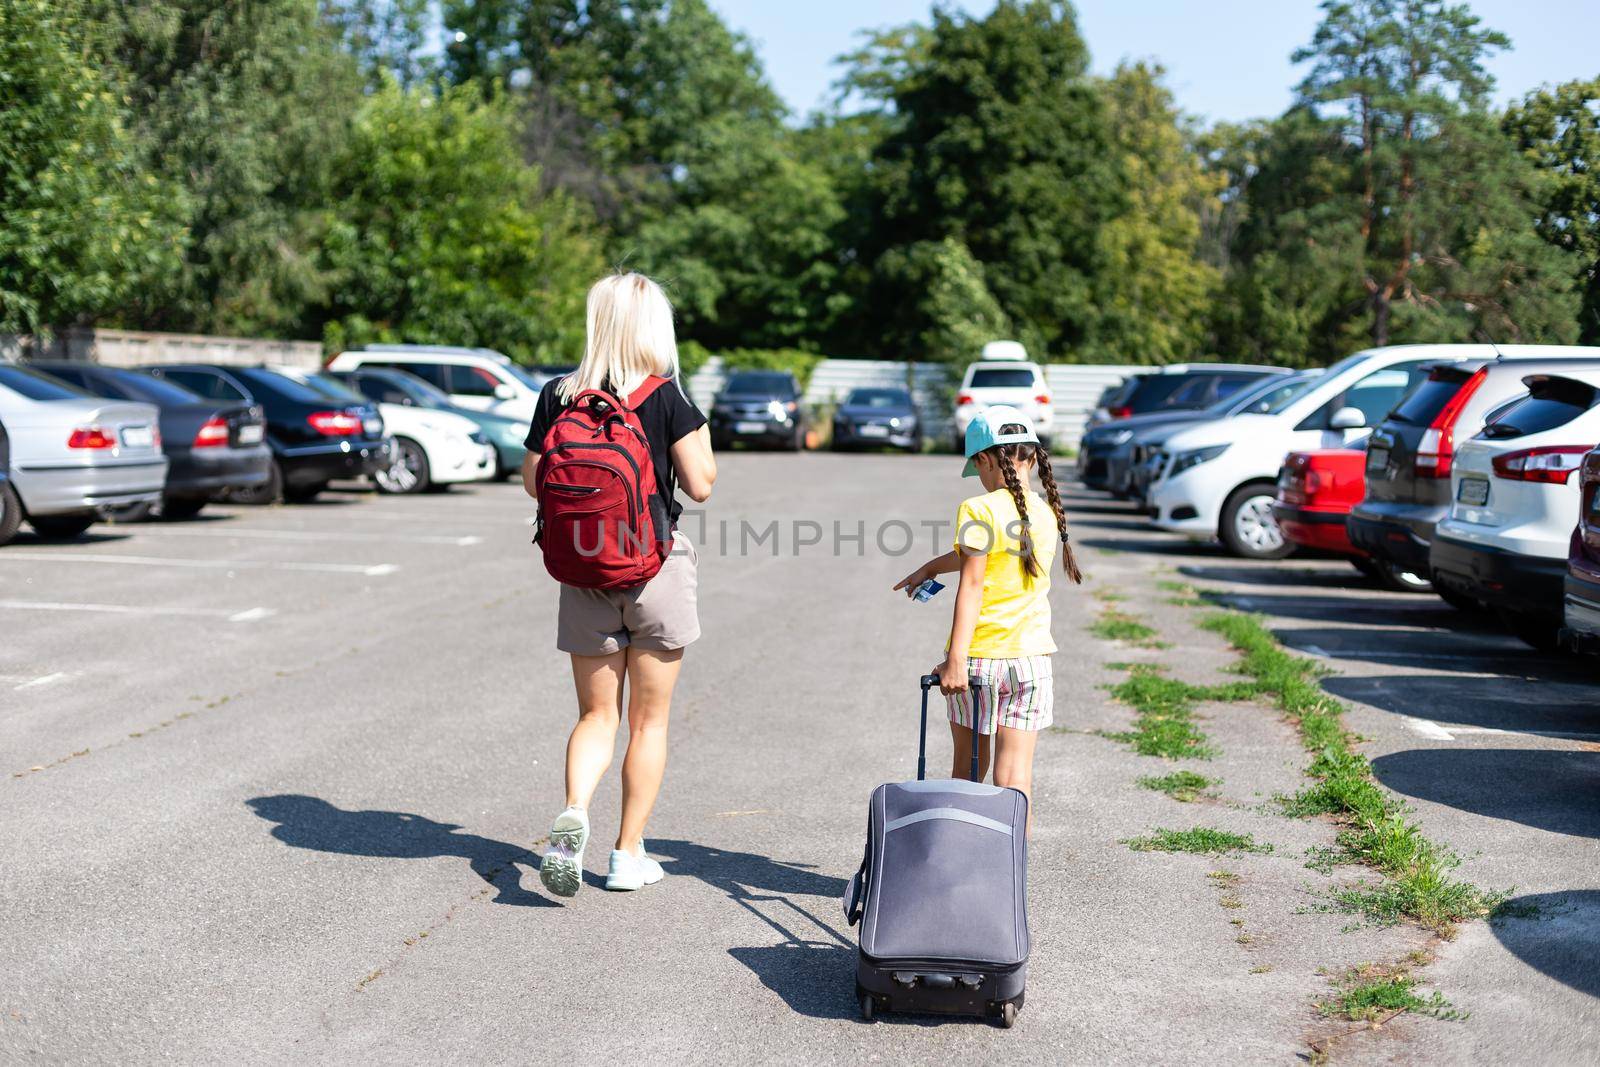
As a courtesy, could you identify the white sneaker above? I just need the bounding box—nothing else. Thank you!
[605,842,664,891]
[538,806,589,898]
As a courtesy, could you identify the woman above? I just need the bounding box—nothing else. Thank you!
[521,273,716,895]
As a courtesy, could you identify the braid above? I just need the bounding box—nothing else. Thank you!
[998,450,1041,580]
[1035,442,1083,584]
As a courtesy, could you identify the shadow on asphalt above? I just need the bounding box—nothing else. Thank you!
[245,795,554,907]
[1324,676,1600,734]
[1490,891,1600,997]
[1272,627,1565,674]
[649,839,861,1021]
[1371,749,1600,838]
[1080,537,1226,559]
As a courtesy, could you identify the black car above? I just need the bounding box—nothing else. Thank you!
[831,387,920,452]
[709,370,805,451]
[0,413,16,545]
[143,364,387,503]
[30,361,271,519]
[1095,365,1286,425]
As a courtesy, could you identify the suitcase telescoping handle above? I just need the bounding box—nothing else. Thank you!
[918,673,986,783]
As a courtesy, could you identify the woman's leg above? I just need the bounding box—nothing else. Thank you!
[949,721,993,782]
[564,651,628,810]
[992,726,1039,836]
[615,646,684,851]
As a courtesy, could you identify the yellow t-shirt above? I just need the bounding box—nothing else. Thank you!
[953,488,1058,658]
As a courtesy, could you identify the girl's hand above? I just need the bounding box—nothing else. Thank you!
[935,656,969,695]
[894,563,933,597]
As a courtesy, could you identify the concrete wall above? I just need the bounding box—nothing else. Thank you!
[687,358,1143,451]
[1,328,322,369]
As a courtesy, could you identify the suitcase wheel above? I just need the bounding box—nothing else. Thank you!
[860,994,875,1022]
[997,1001,1017,1029]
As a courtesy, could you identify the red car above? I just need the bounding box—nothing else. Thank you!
[1560,445,1600,655]
[1273,447,1432,591]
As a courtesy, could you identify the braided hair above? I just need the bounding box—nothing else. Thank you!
[987,424,1084,585]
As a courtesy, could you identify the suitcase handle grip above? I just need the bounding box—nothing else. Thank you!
[917,672,986,783]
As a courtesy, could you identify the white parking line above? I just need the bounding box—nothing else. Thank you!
[0,553,397,577]
[0,599,277,623]
[1404,717,1600,743]
[12,671,68,692]
[131,527,482,547]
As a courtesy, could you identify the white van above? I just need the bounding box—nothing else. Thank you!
[954,344,1051,447]
[328,345,543,423]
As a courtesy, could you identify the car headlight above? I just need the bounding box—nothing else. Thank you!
[1107,429,1134,446]
[888,417,901,429]
[1170,444,1229,477]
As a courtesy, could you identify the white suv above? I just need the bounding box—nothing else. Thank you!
[328,345,543,422]
[954,355,1051,447]
[1147,345,1510,558]
[1430,366,1600,648]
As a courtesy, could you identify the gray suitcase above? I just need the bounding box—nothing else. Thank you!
[844,673,1029,1027]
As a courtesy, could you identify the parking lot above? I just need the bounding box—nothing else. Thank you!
[2,453,1596,1063]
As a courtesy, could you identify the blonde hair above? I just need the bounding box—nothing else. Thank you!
[557,272,682,403]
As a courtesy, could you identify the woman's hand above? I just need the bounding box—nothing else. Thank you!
[935,655,969,695]
[894,562,935,597]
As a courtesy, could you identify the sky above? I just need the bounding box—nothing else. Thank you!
[708,0,1600,124]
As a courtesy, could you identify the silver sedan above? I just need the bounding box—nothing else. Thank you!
[0,363,168,539]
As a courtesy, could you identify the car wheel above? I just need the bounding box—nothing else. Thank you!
[230,459,283,506]
[160,496,208,521]
[1499,609,1562,653]
[374,437,431,494]
[0,481,22,546]
[29,513,96,539]
[1219,482,1292,559]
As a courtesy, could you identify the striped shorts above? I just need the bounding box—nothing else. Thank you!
[946,655,1054,735]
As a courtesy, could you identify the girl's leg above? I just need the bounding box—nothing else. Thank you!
[993,726,1040,836]
[615,646,684,852]
[564,651,628,809]
[949,721,993,782]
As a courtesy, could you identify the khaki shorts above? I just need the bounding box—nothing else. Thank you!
[556,532,700,656]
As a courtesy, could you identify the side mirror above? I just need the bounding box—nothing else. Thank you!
[1329,406,1366,430]
[493,383,516,401]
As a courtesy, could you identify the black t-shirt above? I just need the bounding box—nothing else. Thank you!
[525,375,707,523]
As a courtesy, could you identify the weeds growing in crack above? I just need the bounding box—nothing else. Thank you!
[1123,827,1272,856]
[1100,663,1258,759]
[1090,607,1168,647]
[1317,959,1463,1022]
[1138,770,1219,802]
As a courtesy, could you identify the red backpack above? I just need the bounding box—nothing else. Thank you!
[534,377,670,589]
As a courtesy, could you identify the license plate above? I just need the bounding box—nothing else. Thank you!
[237,424,264,445]
[1367,446,1389,473]
[120,425,153,448]
[363,417,382,435]
[735,421,767,434]
[858,424,889,438]
[1458,477,1489,506]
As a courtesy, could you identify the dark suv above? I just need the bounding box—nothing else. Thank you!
[144,364,387,503]
[709,371,805,451]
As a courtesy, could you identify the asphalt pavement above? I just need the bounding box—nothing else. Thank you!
[1,454,1594,1063]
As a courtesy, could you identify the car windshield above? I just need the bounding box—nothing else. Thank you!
[236,367,349,405]
[1481,378,1597,439]
[969,368,1037,389]
[110,369,205,406]
[365,370,452,408]
[280,369,370,404]
[1237,374,1319,416]
[724,371,795,397]
[845,389,911,408]
[500,362,546,390]
[0,364,93,401]
[1388,369,1475,426]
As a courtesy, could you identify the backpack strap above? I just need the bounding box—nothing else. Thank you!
[625,375,670,410]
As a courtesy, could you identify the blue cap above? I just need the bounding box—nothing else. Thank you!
[962,405,1039,477]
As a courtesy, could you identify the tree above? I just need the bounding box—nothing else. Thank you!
[0,0,179,334]
[1504,79,1600,343]
[861,0,1124,360]
[310,81,601,361]
[90,0,364,337]
[321,0,437,88]
[1290,0,1572,346]
[1091,63,1221,362]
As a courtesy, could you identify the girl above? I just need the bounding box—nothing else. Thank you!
[894,406,1082,826]
[522,273,717,896]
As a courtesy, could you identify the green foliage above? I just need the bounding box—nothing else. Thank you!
[1318,970,1460,1022]
[314,81,601,361]
[1124,827,1272,856]
[1137,771,1218,802]
[0,0,180,332]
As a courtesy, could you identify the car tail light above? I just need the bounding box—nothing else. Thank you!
[1034,393,1051,406]
[193,416,230,448]
[1491,445,1590,484]
[1415,368,1486,478]
[1109,406,1133,420]
[956,393,974,407]
[67,426,116,449]
[307,410,363,436]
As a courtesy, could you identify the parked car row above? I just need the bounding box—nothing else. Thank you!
[1078,343,1600,655]
[0,356,513,545]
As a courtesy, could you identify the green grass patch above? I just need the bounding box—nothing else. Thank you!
[1318,966,1461,1022]
[1090,608,1166,646]
[1138,770,1218,802]
[1197,609,1503,933]
[1102,664,1261,759]
[1124,827,1272,856]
